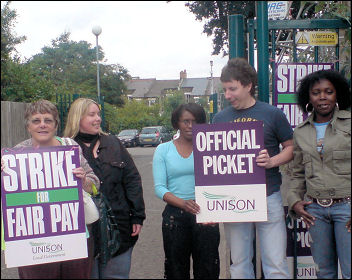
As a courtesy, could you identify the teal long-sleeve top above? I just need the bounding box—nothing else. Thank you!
[153,141,196,201]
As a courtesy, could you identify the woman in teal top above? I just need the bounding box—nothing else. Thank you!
[153,103,220,279]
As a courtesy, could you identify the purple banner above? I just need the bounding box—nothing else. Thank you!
[284,207,312,257]
[1,145,86,242]
[192,121,265,186]
[274,63,334,128]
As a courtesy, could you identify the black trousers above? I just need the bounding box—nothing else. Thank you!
[162,204,220,279]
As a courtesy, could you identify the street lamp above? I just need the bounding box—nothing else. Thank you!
[92,25,102,102]
[210,60,214,96]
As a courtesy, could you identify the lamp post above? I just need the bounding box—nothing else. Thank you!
[92,25,102,102]
[210,60,214,96]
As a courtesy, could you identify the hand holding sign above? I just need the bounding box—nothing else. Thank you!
[72,167,90,193]
[255,149,272,169]
[182,200,200,215]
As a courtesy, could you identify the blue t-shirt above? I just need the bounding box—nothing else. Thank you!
[212,101,293,196]
[153,141,196,200]
[314,121,329,156]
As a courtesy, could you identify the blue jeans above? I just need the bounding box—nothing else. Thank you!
[224,191,290,279]
[90,247,133,279]
[305,201,351,279]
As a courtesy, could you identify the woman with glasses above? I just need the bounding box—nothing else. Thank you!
[153,103,220,279]
[1,99,100,278]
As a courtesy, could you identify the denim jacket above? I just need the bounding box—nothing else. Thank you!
[287,109,351,218]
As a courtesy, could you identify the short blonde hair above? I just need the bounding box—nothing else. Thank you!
[25,99,60,128]
[63,98,107,138]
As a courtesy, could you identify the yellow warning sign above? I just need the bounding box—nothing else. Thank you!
[297,33,309,45]
[296,31,338,46]
[309,32,338,46]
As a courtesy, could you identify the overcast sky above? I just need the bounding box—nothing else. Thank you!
[4,1,229,80]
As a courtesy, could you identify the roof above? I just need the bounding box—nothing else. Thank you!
[145,80,180,98]
[181,78,209,96]
[126,79,156,98]
[125,76,222,99]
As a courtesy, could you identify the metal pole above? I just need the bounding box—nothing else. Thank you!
[210,60,217,112]
[95,35,101,102]
[256,1,269,103]
[228,14,245,59]
[248,19,255,68]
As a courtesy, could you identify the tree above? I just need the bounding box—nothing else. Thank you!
[313,1,351,81]
[100,63,130,107]
[28,32,130,105]
[1,1,26,99]
[1,1,26,62]
[184,1,255,57]
[183,1,313,57]
[160,90,186,130]
[108,99,161,133]
[2,58,55,102]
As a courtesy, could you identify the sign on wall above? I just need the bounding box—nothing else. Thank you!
[268,1,289,20]
[1,145,87,268]
[192,121,267,223]
[296,31,338,46]
[274,63,334,128]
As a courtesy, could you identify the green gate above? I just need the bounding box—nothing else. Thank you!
[55,93,105,136]
[227,2,350,279]
[228,4,350,105]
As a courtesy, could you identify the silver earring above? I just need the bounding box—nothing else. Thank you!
[305,103,313,113]
[335,102,339,110]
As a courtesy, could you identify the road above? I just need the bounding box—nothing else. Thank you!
[1,146,229,279]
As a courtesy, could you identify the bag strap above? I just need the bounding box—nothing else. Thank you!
[55,136,73,146]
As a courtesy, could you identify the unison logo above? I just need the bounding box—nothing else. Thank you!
[202,192,257,213]
[30,241,64,254]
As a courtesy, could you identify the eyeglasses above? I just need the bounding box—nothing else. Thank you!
[30,118,55,125]
[179,119,197,126]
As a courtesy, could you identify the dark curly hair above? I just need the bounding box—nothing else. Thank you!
[220,57,257,96]
[296,70,351,113]
[171,103,206,129]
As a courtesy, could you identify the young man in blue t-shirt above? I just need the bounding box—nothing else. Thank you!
[213,57,293,279]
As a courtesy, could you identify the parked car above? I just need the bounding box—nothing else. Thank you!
[139,126,172,147]
[117,129,140,147]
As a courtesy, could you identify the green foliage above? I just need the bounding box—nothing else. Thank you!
[1,1,26,63]
[107,99,162,134]
[2,58,55,102]
[160,90,185,130]
[27,32,131,105]
[300,1,351,81]
[184,1,255,56]
[1,1,27,98]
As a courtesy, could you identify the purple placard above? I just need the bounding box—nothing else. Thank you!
[284,206,311,257]
[1,145,86,242]
[192,121,265,187]
[274,63,334,128]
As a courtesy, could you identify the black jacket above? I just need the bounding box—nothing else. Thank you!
[80,134,146,256]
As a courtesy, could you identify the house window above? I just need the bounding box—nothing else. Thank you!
[148,99,156,106]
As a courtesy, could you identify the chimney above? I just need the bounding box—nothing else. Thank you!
[180,69,187,80]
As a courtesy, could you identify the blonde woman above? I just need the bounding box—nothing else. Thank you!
[64,98,145,279]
